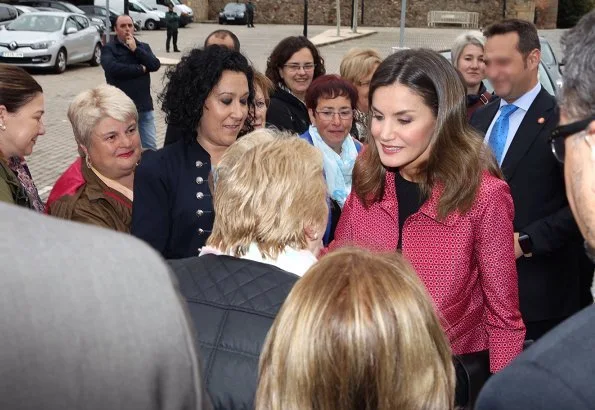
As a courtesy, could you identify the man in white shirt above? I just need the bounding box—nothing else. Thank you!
[470,19,590,341]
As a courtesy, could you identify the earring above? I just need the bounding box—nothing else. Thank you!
[85,154,92,169]
[313,233,319,241]
[0,123,6,131]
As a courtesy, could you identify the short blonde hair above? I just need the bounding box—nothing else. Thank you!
[256,248,456,410]
[208,129,327,258]
[253,70,275,107]
[451,31,486,69]
[67,84,138,151]
[339,48,382,85]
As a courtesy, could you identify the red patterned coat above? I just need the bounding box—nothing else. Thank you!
[329,170,526,372]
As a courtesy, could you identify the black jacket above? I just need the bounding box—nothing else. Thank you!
[265,87,310,134]
[476,305,595,409]
[470,88,589,322]
[132,139,213,259]
[169,254,299,410]
[100,38,161,112]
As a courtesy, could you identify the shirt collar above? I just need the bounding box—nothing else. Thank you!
[499,82,541,112]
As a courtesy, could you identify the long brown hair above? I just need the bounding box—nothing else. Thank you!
[256,247,455,410]
[353,49,501,219]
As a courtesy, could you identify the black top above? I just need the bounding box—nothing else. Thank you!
[395,171,425,250]
[265,87,310,134]
[131,138,214,259]
[169,254,299,410]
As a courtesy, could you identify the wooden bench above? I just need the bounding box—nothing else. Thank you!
[427,11,479,28]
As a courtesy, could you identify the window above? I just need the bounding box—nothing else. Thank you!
[65,16,78,31]
[74,15,89,29]
[128,3,144,12]
[0,7,10,22]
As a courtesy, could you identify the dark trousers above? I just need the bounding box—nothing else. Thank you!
[525,316,568,341]
[166,28,178,51]
[246,12,254,27]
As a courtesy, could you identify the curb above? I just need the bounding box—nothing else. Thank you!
[311,30,377,47]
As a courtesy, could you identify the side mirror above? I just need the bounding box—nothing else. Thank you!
[65,27,77,34]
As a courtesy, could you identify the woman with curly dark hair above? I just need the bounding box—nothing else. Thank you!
[265,36,325,134]
[131,45,255,259]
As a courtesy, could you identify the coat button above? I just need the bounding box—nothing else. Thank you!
[196,161,203,168]
[196,209,204,217]
[196,176,204,184]
[198,228,204,235]
[196,192,204,200]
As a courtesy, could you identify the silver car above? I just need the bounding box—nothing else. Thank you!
[0,11,102,74]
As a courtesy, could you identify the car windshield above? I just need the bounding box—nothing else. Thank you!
[136,1,154,10]
[224,3,245,11]
[6,14,64,32]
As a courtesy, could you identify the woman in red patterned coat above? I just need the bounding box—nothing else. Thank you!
[329,49,525,374]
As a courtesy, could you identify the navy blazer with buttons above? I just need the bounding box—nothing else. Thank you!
[132,139,214,259]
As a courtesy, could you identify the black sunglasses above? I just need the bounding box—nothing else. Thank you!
[549,115,595,163]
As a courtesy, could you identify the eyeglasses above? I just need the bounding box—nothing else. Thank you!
[315,109,354,121]
[283,63,316,73]
[549,115,595,163]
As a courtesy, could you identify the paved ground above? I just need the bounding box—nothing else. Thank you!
[24,23,567,199]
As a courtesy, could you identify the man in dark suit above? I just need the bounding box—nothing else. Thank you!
[470,19,589,341]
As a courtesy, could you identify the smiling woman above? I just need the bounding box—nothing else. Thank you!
[131,45,255,259]
[0,65,45,211]
[47,85,142,232]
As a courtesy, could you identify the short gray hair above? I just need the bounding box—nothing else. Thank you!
[67,85,138,151]
[559,10,595,121]
[450,31,486,69]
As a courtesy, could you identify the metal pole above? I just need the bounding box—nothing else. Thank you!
[336,0,340,36]
[124,0,129,15]
[303,0,308,37]
[352,0,358,33]
[398,0,406,48]
[105,0,110,43]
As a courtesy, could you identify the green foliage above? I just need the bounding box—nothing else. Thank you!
[557,0,595,28]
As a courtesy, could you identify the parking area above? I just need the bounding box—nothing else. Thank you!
[15,22,566,198]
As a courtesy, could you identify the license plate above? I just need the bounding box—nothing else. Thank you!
[226,17,235,20]
[2,52,24,58]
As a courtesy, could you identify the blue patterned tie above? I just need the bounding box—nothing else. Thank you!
[488,104,519,164]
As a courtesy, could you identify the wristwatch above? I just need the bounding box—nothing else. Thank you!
[518,233,533,257]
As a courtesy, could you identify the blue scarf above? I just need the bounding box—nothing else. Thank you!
[309,125,357,208]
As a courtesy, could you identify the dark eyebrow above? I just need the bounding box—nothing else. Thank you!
[370,106,414,116]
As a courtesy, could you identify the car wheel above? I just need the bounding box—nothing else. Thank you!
[145,19,156,30]
[54,48,67,74]
[89,43,101,66]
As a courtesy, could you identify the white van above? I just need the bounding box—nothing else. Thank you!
[95,0,165,30]
[143,0,193,27]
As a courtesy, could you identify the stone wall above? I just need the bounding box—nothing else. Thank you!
[207,0,505,28]
[205,0,554,28]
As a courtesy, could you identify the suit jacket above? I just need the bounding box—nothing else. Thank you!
[0,203,209,410]
[470,88,587,322]
[132,139,214,259]
[476,305,595,409]
[329,171,526,372]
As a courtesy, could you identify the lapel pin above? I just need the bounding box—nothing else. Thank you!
[538,117,545,124]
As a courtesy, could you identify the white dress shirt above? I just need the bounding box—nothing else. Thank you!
[484,82,542,165]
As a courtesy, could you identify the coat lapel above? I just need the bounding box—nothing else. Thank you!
[500,89,557,180]
[471,99,500,133]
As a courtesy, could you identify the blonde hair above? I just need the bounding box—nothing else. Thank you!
[253,70,275,107]
[207,129,327,258]
[450,31,486,70]
[67,84,138,151]
[339,48,382,85]
[256,247,455,410]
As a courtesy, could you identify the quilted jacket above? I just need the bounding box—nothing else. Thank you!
[169,254,299,410]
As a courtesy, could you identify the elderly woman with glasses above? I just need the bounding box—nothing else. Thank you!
[265,36,326,134]
[300,74,362,244]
